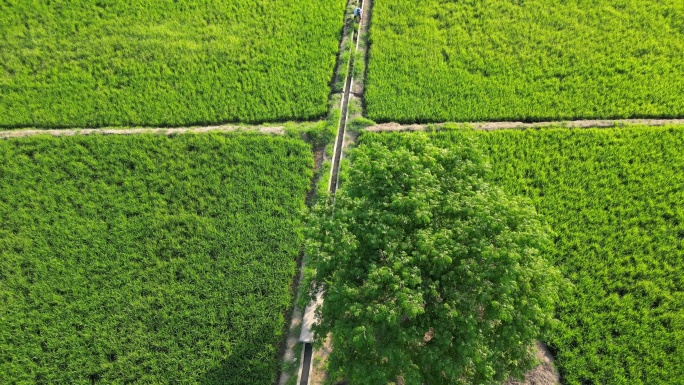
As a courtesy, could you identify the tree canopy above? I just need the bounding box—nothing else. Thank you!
[306,132,561,384]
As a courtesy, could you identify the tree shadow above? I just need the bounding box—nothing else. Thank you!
[199,324,281,385]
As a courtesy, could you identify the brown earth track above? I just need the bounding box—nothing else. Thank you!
[367,119,684,132]
[0,125,284,139]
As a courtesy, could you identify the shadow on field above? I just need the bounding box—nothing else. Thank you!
[198,324,279,385]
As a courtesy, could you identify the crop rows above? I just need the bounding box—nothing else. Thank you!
[0,0,346,128]
[0,133,313,384]
[365,0,684,123]
[430,126,684,384]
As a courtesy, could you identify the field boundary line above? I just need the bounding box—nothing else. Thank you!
[0,125,285,139]
[366,118,684,132]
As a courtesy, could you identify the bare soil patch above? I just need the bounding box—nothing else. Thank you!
[505,342,560,385]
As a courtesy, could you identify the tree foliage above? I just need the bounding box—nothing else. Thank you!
[307,132,560,384]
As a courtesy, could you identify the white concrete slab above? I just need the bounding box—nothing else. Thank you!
[299,291,323,343]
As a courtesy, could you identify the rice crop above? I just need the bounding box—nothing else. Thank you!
[0,0,346,128]
[431,126,684,384]
[365,0,684,123]
[0,133,313,384]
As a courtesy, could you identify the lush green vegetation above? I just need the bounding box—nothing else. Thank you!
[0,0,346,128]
[366,0,684,123]
[307,132,560,384]
[430,126,684,384]
[0,134,313,384]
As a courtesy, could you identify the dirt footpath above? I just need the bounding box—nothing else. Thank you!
[0,125,284,139]
[367,118,684,132]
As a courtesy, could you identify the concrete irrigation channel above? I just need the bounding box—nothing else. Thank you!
[295,0,370,384]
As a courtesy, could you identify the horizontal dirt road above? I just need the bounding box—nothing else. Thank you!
[0,125,284,139]
[367,118,684,132]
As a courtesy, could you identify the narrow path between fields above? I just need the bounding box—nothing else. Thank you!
[4,116,682,140]
[275,2,366,385]
[366,118,684,132]
[0,125,284,138]
[294,1,370,385]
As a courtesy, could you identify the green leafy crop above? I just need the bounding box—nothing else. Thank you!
[0,133,313,384]
[431,126,684,384]
[0,0,346,128]
[366,0,684,123]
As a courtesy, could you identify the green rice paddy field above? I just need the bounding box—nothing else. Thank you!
[427,126,684,385]
[0,0,346,128]
[0,133,313,384]
[366,0,684,123]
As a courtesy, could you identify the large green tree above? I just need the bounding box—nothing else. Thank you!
[306,132,561,384]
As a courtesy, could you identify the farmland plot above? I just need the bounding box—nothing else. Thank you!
[0,134,312,384]
[366,0,684,123]
[0,0,346,128]
[432,127,684,384]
